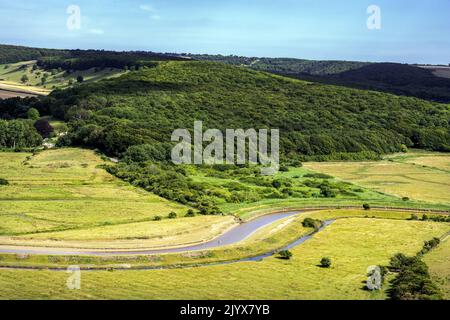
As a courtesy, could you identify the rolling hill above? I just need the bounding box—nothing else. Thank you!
[0,45,449,159]
[190,54,450,103]
[39,60,450,159]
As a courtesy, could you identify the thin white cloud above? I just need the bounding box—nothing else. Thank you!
[89,28,105,35]
[139,4,155,12]
[140,4,162,20]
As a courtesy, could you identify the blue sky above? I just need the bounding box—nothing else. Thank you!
[0,0,449,64]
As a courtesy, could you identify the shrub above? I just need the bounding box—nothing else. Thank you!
[123,144,170,163]
[34,119,54,138]
[304,173,333,179]
[278,250,293,260]
[402,197,410,201]
[272,180,282,189]
[185,209,196,217]
[153,216,162,221]
[420,238,441,255]
[27,108,40,120]
[320,185,336,198]
[279,166,289,172]
[389,253,415,272]
[363,203,371,210]
[400,144,408,153]
[302,218,323,231]
[320,257,332,268]
[168,212,177,219]
[77,75,84,83]
[409,214,419,221]
[0,178,9,185]
[388,253,442,300]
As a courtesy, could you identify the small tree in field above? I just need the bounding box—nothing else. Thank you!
[278,250,293,260]
[21,74,29,83]
[320,257,332,268]
[77,75,84,83]
[363,203,371,211]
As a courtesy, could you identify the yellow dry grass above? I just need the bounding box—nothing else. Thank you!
[305,154,450,204]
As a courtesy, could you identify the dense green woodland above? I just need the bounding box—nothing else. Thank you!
[0,119,42,149]
[37,50,186,71]
[46,61,450,159]
[294,63,450,103]
[189,54,370,75]
[1,60,449,159]
[190,54,450,103]
[0,44,67,64]
[0,44,185,70]
[0,48,449,213]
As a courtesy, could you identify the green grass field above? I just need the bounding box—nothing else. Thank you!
[304,151,450,205]
[0,148,449,300]
[0,149,194,235]
[424,235,450,299]
[187,165,450,217]
[0,60,126,95]
[0,217,448,300]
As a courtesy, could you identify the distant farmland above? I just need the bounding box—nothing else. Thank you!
[0,89,38,99]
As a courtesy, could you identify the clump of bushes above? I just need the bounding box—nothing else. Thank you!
[363,203,371,210]
[302,218,323,231]
[168,212,177,219]
[319,184,337,198]
[320,257,332,268]
[278,250,293,260]
[153,216,162,221]
[419,238,440,255]
[420,214,450,223]
[388,253,442,300]
[0,178,9,185]
[303,173,333,179]
[185,209,196,217]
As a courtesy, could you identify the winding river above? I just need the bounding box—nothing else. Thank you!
[0,211,332,259]
[3,206,446,269]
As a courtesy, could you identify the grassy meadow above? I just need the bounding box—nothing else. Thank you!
[0,217,448,300]
[0,149,195,236]
[424,235,450,299]
[305,152,450,205]
[0,60,125,94]
[0,148,449,299]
